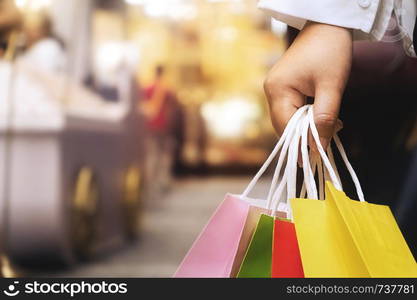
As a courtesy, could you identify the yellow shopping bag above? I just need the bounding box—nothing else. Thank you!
[327,182,417,277]
[291,181,417,278]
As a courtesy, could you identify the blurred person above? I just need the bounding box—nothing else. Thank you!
[0,0,21,32]
[141,65,179,200]
[0,0,22,58]
[0,0,21,277]
[171,97,186,176]
[19,12,66,72]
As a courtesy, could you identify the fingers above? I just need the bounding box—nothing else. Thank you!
[264,73,343,165]
[264,78,306,137]
[264,82,306,168]
[309,87,342,152]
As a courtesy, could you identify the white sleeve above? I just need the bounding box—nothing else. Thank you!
[258,0,394,40]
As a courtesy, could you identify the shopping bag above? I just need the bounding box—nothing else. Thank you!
[237,214,274,278]
[326,182,417,278]
[289,107,370,277]
[229,206,267,277]
[174,194,253,277]
[271,219,304,278]
[291,185,370,277]
[295,106,417,277]
[230,205,286,277]
[174,105,307,278]
[292,181,417,278]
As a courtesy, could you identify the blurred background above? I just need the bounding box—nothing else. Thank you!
[0,0,416,277]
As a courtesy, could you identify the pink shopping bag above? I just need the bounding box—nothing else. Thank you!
[174,194,253,277]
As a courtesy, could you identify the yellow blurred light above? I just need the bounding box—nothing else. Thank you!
[271,19,288,36]
[94,41,140,73]
[125,0,145,5]
[34,0,51,9]
[15,0,52,10]
[216,26,238,41]
[202,97,261,139]
[126,0,196,20]
[15,0,27,8]
[206,0,242,2]
[169,3,197,20]
[143,2,170,18]
[97,42,123,64]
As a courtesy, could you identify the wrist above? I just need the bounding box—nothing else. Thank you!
[304,21,353,39]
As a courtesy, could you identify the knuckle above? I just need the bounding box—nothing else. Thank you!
[263,72,287,100]
[314,112,338,128]
[263,74,276,95]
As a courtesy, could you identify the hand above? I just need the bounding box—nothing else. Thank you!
[264,21,352,150]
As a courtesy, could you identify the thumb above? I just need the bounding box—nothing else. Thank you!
[310,88,342,152]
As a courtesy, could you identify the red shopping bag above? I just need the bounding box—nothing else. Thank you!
[272,219,304,278]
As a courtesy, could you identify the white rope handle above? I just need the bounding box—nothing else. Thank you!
[299,154,326,200]
[270,114,304,215]
[241,105,309,199]
[333,134,365,202]
[267,105,364,209]
[265,120,298,208]
[301,109,318,199]
[264,106,310,206]
[327,145,341,187]
[308,106,365,202]
[299,161,316,198]
[307,107,342,190]
[299,153,315,198]
[286,117,302,202]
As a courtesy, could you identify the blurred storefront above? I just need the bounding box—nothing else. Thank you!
[0,0,286,274]
[11,0,287,171]
[125,0,286,170]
